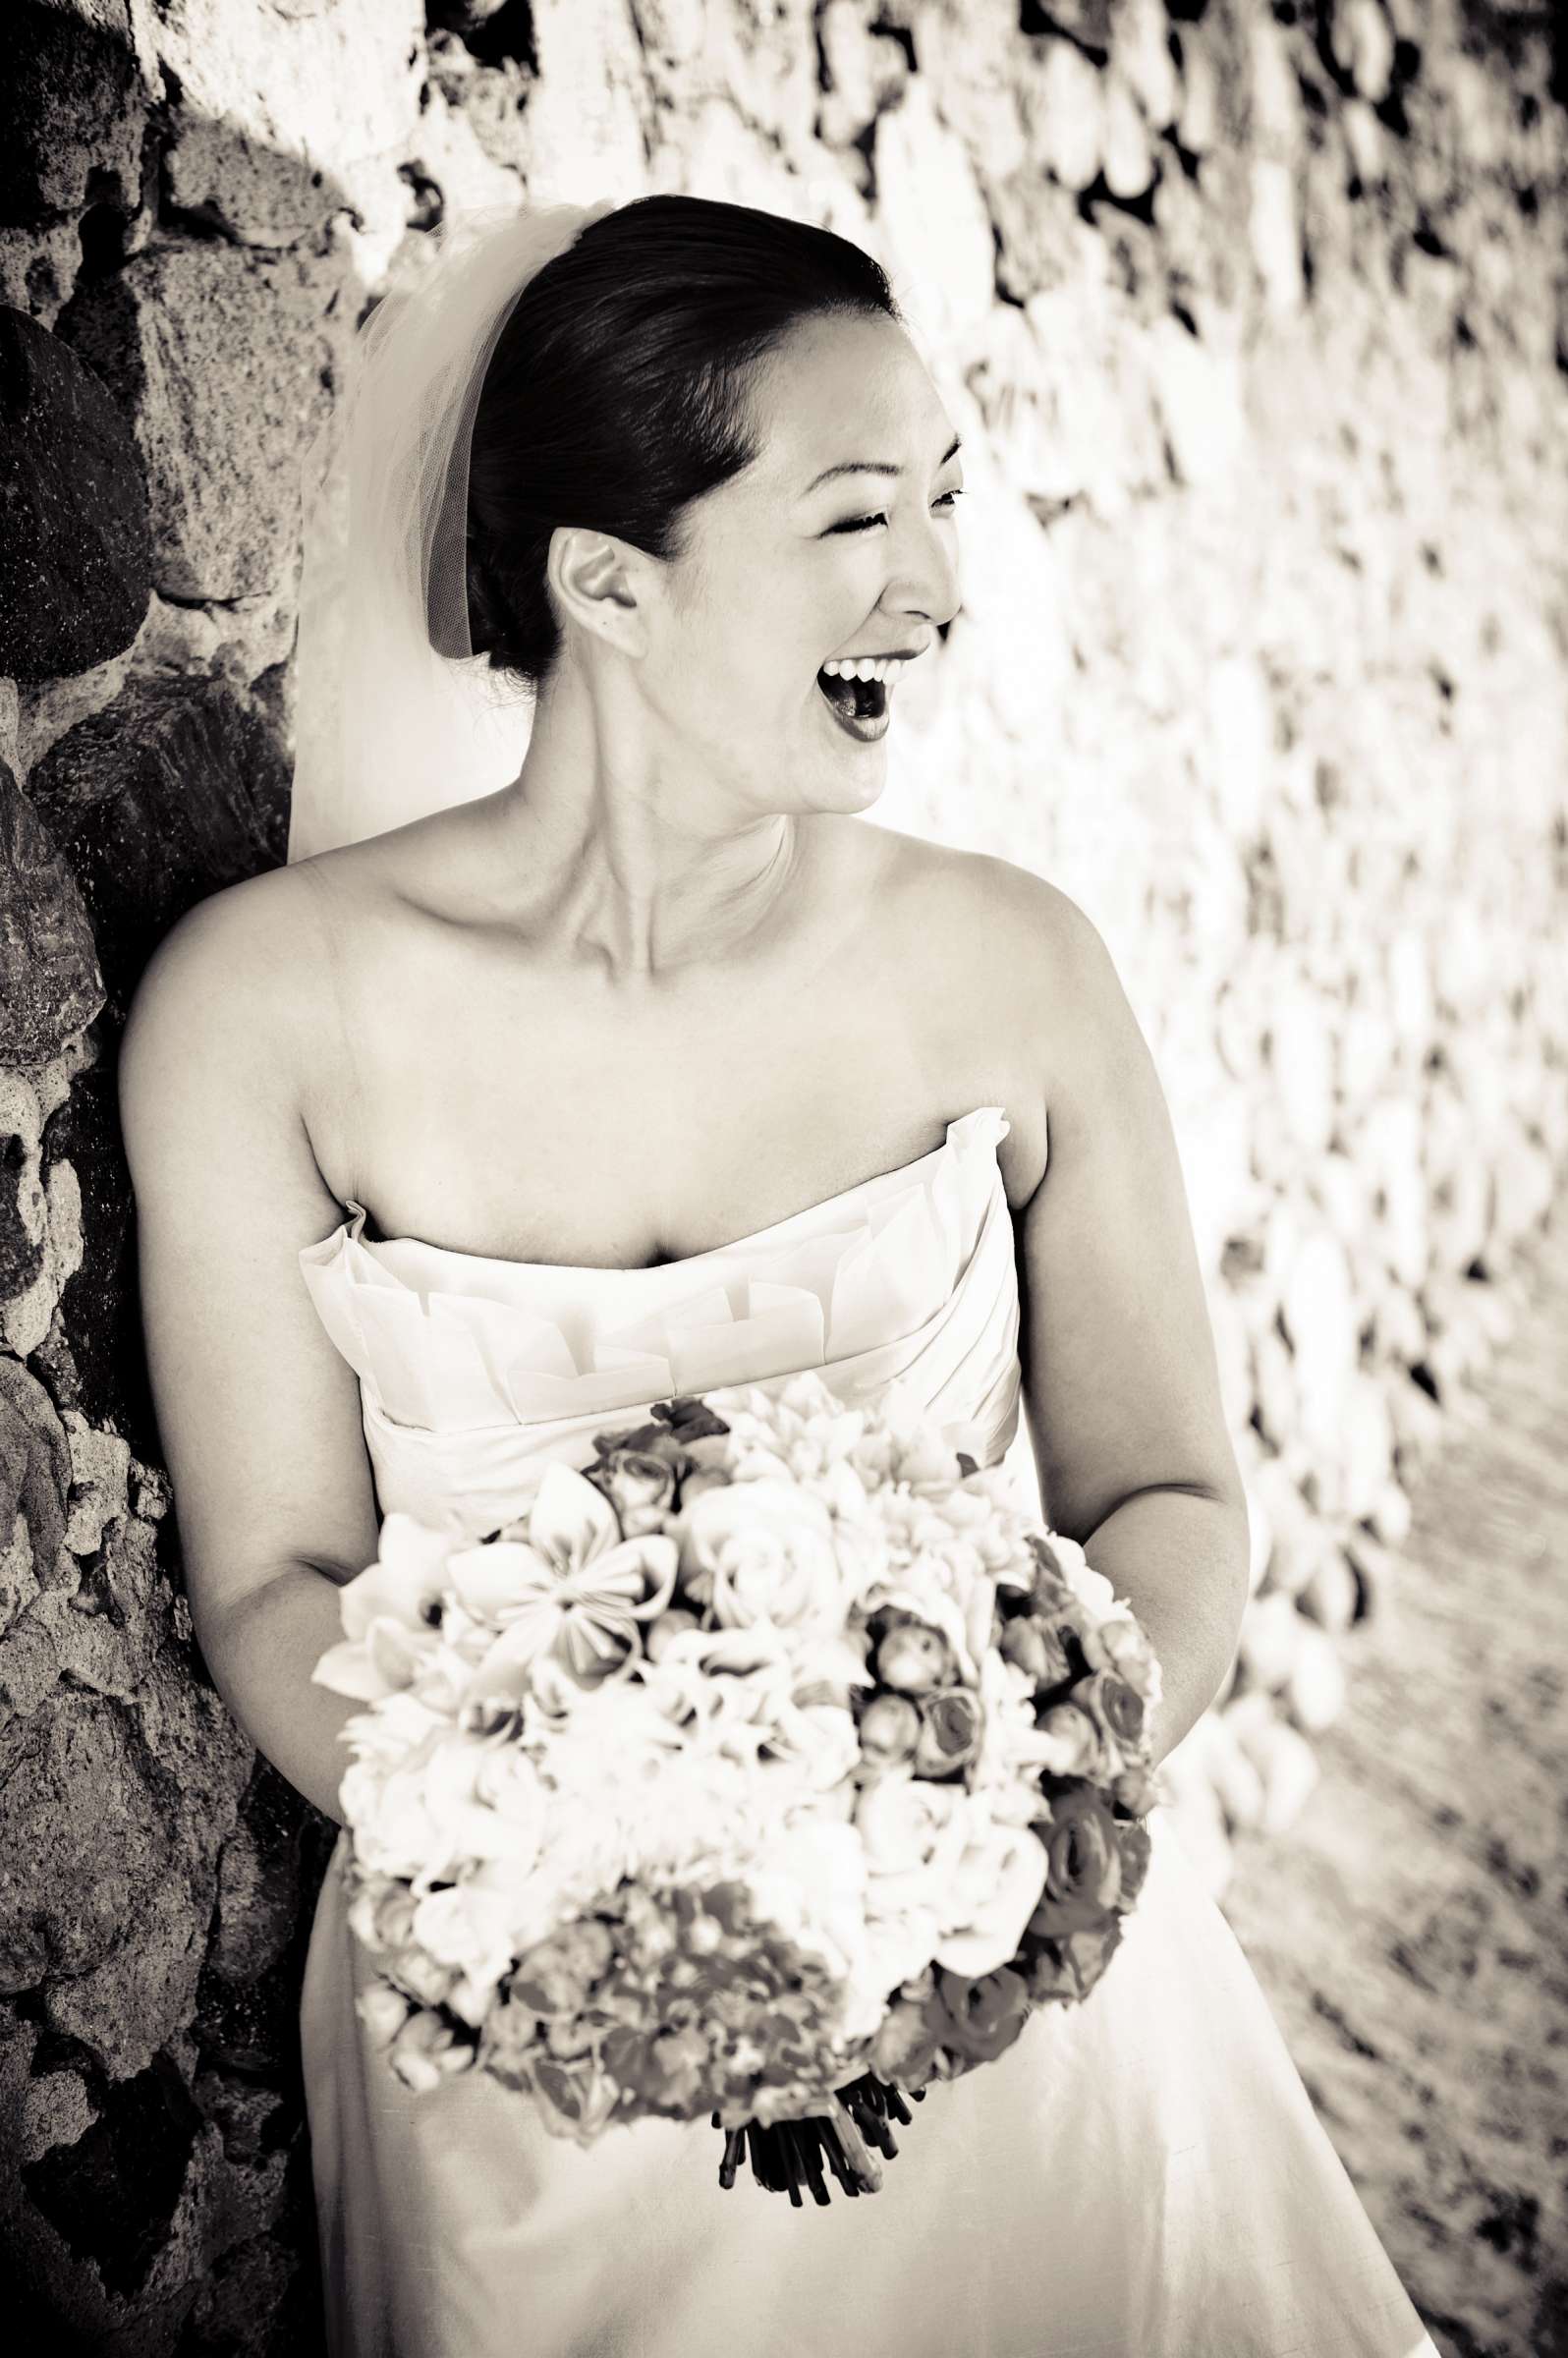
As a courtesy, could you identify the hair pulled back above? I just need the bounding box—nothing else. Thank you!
[461,195,903,693]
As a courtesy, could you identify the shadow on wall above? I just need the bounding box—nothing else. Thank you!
[0,4,385,2348]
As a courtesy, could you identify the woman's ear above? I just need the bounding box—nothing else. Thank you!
[547,525,648,658]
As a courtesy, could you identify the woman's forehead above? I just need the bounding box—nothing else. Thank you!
[744,325,954,490]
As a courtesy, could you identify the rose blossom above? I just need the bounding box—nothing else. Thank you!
[586,1447,679,1536]
[911,1687,983,1777]
[1024,1920,1123,2006]
[1076,1667,1148,1757]
[934,1962,1033,2063]
[679,1479,848,1633]
[998,1614,1073,1691]
[1026,1785,1123,1938]
[1082,1610,1163,1703]
[868,1994,948,2088]
[1032,1701,1110,1777]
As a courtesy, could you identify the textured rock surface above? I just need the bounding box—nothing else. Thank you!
[25,671,289,1024]
[0,0,1565,2344]
[54,243,338,606]
[0,304,152,682]
[1220,1210,1568,2358]
[0,757,104,1069]
[0,0,149,229]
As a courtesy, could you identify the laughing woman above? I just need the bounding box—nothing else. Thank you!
[117,194,1441,2358]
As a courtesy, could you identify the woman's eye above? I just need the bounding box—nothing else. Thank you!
[830,489,965,534]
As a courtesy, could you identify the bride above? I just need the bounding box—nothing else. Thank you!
[117,195,1440,2357]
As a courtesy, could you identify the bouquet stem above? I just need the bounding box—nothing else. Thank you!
[712,2074,926,2205]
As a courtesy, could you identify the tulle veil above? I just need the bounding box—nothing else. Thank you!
[286,197,616,866]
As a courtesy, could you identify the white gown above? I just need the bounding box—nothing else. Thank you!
[297,1106,1440,2358]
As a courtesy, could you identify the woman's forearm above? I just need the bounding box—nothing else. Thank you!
[1079,1487,1252,1772]
[198,1561,365,1825]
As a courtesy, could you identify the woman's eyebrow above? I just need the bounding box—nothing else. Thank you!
[801,433,962,495]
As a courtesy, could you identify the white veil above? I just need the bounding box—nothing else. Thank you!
[286,196,618,866]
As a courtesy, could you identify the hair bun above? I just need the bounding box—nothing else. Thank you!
[464,538,509,664]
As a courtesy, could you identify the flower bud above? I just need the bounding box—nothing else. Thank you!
[388,2010,467,2095]
[393,1945,459,2007]
[858,1692,922,1766]
[356,1983,410,2049]
[372,1885,420,1949]
[874,1620,953,1694]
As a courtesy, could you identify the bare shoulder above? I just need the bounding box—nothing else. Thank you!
[116,859,346,1233]
[122,860,334,1093]
[868,821,1079,942]
[866,821,1117,1033]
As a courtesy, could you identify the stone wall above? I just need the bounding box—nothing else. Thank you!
[1,0,1565,2342]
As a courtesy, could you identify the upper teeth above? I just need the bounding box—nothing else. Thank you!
[820,654,912,682]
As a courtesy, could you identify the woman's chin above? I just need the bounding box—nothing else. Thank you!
[806,751,887,812]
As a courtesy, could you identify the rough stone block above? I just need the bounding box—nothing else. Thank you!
[150,0,423,253]
[1020,36,1103,193]
[0,0,150,228]
[0,760,103,1072]
[24,671,289,1027]
[0,306,152,681]
[54,246,335,606]
[23,2049,206,2304]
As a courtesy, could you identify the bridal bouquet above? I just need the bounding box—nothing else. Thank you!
[313,1374,1168,2206]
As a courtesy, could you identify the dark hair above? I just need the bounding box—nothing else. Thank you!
[460,195,903,693]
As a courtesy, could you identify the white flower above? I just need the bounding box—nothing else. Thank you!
[451,1463,679,1693]
[746,1815,869,1982]
[339,1730,551,1888]
[679,1479,849,1636]
[930,1806,1049,1978]
[760,1698,862,1792]
[339,1689,450,1771]
[857,1905,945,2009]
[312,1514,454,1702]
[390,1944,458,2008]
[966,1652,1059,1820]
[854,1770,972,1924]
[386,2009,471,2095]
[356,1983,410,2049]
[411,1882,520,2004]
[1068,1563,1118,1620]
[339,1759,462,1883]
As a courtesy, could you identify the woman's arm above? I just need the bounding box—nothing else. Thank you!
[1009,875,1253,1771]
[117,869,383,1825]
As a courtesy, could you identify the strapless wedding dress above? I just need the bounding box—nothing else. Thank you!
[296,1107,1439,2358]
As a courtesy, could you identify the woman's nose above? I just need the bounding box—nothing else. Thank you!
[889,510,962,633]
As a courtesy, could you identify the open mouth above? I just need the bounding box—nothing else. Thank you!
[815,667,890,742]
